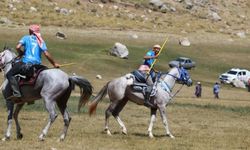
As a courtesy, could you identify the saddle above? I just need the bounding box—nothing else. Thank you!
[130,70,157,97]
[17,65,48,86]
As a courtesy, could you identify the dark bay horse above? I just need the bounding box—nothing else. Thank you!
[0,48,93,141]
[89,67,192,138]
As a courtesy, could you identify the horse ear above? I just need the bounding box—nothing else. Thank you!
[3,44,7,51]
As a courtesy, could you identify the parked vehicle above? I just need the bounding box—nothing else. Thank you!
[219,68,250,85]
[168,57,196,70]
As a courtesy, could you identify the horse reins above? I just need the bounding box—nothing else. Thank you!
[0,56,15,70]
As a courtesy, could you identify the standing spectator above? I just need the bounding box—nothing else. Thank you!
[195,82,202,98]
[213,82,220,99]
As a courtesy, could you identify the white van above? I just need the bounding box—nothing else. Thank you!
[219,68,250,86]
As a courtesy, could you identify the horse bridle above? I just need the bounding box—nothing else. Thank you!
[162,67,188,83]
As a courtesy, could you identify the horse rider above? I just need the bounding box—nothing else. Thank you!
[138,44,161,108]
[6,24,60,100]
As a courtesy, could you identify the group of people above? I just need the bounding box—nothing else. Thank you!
[6,24,162,108]
[194,81,220,99]
[7,24,219,108]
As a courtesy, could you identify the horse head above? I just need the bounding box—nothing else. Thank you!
[0,46,16,73]
[176,67,192,86]
[161,67,192,90]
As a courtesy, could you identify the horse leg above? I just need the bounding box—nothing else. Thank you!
[57,105,71,141]
[104,100,120,136]
[13,103,24,140]
[148,108,157,138]
[158,106,175,139]
[2,100,14,141]
[113,98,128,135]
[39,100,58,141]
[56,91,71,141]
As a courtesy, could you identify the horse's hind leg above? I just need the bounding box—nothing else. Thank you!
[113,98,128,135]
[2,100,14,141]
[13,103,25,140]
[39,100,57,141]
[56,89,71,141]
[104,100,120,136]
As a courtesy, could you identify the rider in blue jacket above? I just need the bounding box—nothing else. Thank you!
[6,25,60,100]
[142,44,161,108]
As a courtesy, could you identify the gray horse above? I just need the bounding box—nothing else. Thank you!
[89,67,192,138]
[0,47,93,141]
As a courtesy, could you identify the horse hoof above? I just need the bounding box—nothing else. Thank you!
[2,136,10,141]
[107,130,112,136]
[167,134,175,139]
[149,134,154,139]
[59,135,65,142]
[39,134,45,141]
[57,138,64,142]
[39,137,45,141]
[122,130,127,135]
[104,128,112,136]
[17,133,23,140]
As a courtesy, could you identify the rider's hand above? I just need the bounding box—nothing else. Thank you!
[53,63,60,68]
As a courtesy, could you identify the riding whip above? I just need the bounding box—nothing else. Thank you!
[59,63,76,67]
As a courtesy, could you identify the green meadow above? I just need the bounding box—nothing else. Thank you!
[0,26,250,150]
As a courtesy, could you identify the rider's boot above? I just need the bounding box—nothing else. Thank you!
[144,88,156,108]
[7,76,21,101]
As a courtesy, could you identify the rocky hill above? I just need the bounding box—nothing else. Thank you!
[0,0,249,39]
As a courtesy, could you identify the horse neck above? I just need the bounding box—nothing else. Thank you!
[2,50,15,76]
[162,68,179,89]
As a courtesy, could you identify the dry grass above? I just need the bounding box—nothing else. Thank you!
[0,25,250,149]
[0,86,250,150]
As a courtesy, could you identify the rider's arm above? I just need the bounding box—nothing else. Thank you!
[43,51,60,68]
[16,43,24,57]
[144,55,158,59]
[143,51,158,59]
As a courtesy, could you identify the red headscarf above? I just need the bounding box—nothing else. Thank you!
[29,24,44,48]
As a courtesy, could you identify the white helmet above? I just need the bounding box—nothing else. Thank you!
[153,44,161,49]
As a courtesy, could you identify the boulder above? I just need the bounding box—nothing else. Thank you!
[179,37,191,46]
[109,42,129,59]
[208,11,222,21]
[0,17,12,25]
[235,31,246,38]
[56,32,67,39]
[96,74,102,79]
[29,7,37,12]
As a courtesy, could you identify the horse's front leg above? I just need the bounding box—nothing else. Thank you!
[158,106,175,139]
[14,103,25,140]
[2,100,14,141]
[148,108,157,138]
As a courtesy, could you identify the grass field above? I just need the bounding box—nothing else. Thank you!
[0,26,250,150]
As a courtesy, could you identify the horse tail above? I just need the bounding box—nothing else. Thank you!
[69,75,93,112]
[89,82,109,116]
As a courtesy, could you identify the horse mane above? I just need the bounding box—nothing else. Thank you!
[3,46,17,57]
